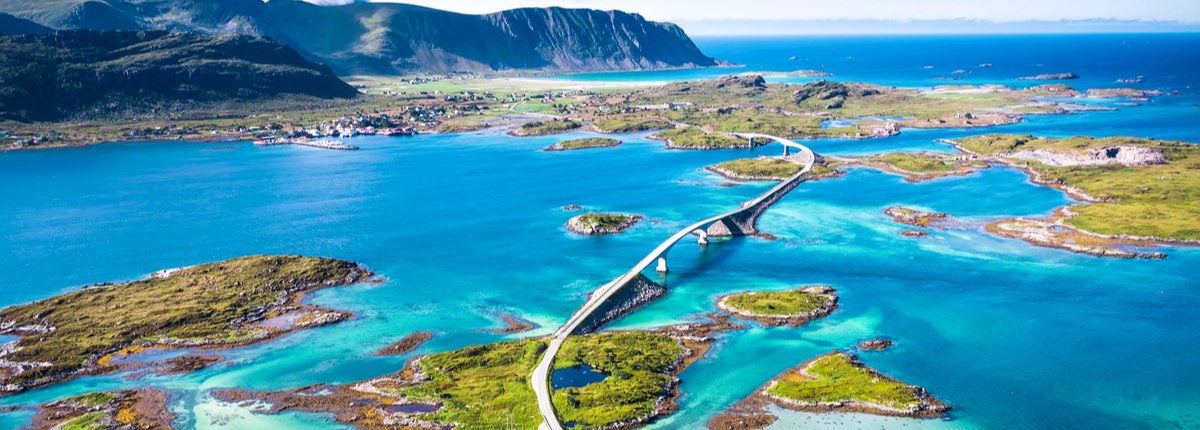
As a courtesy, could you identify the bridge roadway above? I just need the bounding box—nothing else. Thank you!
[532,133,815,430]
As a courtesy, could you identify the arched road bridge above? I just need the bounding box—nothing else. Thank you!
[531,132,817,430]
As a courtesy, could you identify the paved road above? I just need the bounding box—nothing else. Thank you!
[531,133,815,430]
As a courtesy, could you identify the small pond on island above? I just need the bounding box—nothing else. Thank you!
[552,364,608,389]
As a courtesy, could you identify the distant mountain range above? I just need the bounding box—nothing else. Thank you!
[0,0,720,75]
[0,30,357,121]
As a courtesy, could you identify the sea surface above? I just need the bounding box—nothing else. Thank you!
[1,35,1199,429]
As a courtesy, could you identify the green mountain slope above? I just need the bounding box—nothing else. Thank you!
[0,30,357,121]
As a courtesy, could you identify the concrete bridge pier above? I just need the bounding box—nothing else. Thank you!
[656,257,668,273]
[693,229,709,245]
[783,145,790,156]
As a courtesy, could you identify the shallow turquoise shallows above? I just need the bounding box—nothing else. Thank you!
[1,34,1198,430]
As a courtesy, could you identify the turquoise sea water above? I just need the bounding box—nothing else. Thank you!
[1,35,1199,429]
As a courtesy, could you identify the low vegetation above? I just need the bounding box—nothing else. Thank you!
[547,137,621,151]
[766,352,948,416]
[516,119,583,136]
[957,134,1200,241]
[385,332,685,429]
[593,117,672,133]
[710,157,804,180]
[0,255,365,391]
[652,127,746,149]
[721,287,835,317]
[868,152,986,173]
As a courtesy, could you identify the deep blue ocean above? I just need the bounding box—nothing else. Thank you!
[1,35,1198,429]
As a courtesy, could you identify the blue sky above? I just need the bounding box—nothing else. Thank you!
[301,1,1200,34]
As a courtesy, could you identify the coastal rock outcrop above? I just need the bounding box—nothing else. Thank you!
[1017,73,1079,80]
[567,212,644,235]
[1008,146,1166,167]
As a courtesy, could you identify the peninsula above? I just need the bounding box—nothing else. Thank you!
[708,352,949,430]
[950,134,1200,257]
[0,255,372,394]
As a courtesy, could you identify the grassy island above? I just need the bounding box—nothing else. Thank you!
[546,137,622,151]
[514,119,583,136]
[0,255,370,393]
[766,352,949,416]
[853,152,989,182]
[214,319,738,430]
[709,157,805,180]
[30,389,174,430]
[717,286,838,327]
[593,118,673,133]
[568,212,644,235]
[884,206,951,229]
[651,127,747,149]
[709,352,948,429]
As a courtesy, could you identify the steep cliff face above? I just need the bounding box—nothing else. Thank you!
[0,30,357,121]
[0,0,720,74]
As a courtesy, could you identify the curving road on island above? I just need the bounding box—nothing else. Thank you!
[532,132,816,430]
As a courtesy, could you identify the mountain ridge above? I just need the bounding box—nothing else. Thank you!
[0,0,720,74]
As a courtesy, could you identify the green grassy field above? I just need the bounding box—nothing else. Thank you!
[653,127,746,149]
[957,134,1200,240]
[711,157,804,179]
[722,288,834,316]
[389,332,685,429]
[768,352,926,410]
[592,117,672,133]
[0,255,361,388]
[518,119,583,136]
[867,152,987,173]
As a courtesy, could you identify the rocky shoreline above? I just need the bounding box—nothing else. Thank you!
[567,213,645,235]
[29,388,176,430]
[374,332,434,356]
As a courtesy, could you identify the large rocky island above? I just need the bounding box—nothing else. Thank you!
[0,255,372,394]
[950,134,1199,257]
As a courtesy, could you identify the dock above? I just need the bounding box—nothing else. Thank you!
[255,137,358,150]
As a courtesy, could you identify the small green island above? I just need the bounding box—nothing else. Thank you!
[0,255,371,394]
[29,389,174,430]
[848,152,989,182]
[568,212,645,235]
[884,206,952,229]
[709,352,949,430]
[951,134,1200,257]
[717,286,839,327]
[214,318,739,430]
[512,119,583,136]
[545,137,622,151]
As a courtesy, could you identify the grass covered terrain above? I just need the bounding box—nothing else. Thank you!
[767,352,946,416]
[653,127,746,149]
[593,117,673,133]
[721,288,834,317]
[516,119,583,136]
[0,255,364,391]
[956,134,1200,240]
[547,137,621,151]
[386,332,685,429]
[868,152,986,173]
[711,157,804,180]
